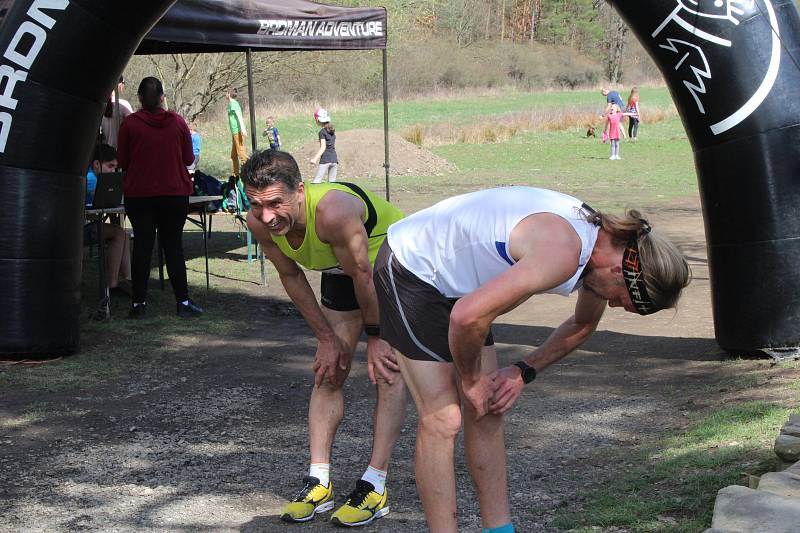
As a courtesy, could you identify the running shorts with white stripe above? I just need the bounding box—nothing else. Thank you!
[373,241,493,363]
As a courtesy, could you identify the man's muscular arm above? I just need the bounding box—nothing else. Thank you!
[490,287,606,414]
[247,212,349,387]
[316,192,399,384]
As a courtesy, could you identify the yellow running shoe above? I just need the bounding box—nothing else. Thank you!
[280,476,335,523]
[330,480,389,527]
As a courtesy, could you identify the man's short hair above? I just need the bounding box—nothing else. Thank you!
[240,149,302,192]
[93,143,117,164]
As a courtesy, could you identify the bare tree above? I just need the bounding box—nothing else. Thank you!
[138,51,302,122]
[531,0,541,42]
[603,7,628,82]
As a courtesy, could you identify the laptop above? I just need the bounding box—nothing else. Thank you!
[89,172,124,209]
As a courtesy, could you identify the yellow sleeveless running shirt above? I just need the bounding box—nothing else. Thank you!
[271,182,405,272]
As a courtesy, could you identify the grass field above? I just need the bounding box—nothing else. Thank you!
[3,86,798,533]
[197,86,688,208]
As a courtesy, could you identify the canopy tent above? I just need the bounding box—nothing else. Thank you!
[139,0,386,53]
[137,0,392,199]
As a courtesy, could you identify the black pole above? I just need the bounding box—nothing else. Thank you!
[246,49,258,153]
[382,49,390,202]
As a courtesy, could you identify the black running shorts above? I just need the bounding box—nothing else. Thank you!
[373,241,494,363]
[320,272,359,312]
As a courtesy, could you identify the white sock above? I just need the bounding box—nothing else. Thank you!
[361,466,387,495]
[309,463,330,487]
[180,300,189,305]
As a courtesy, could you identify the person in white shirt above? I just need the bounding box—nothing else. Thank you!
[101,76,133,148]
[372,186,691,533]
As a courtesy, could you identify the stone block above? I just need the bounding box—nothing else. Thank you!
[711,485,800,533]
[788,413,800,426]
[774,434,800,462]
[758,471,800,498]
[785,460,800,476]
[781,423,800,438]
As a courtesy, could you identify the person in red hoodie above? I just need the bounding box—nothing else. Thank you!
[117,76,203,318]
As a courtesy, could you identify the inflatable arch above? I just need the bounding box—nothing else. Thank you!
[0,0,798,357]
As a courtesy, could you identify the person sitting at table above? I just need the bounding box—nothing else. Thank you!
[117,76,203,318]
[86,143,131,295]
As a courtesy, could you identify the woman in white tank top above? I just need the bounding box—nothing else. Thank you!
[373,186,690,532]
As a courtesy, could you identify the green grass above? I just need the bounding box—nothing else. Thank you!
[0,401,48,430]
[430,118,695,209]
[555,402,797,532]
[196,86,678,182]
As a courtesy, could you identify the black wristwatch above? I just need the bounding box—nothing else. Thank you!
[364,324,381,337]
[514,361,537,384]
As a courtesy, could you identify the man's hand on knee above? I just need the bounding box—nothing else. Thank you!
[313,335,351,387]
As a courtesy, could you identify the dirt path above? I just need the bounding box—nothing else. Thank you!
[1,196,796,532]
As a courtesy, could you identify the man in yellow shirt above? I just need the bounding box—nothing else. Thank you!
[241,149,406,527]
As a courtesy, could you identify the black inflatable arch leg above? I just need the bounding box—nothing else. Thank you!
[0,0,176,358]
[610,0,800,352]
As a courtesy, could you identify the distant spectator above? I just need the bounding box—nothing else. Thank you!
[310,107,338,183]
[117,76,202,319]
[626,87,642,142]
[601,87,625,115]
[227,88,248,176]
[262,116,282,150]
[85,143,131,295]
[100,76,133,148]
[187,122,202,174]
[604,104,626,160]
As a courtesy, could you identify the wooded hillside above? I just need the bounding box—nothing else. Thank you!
[123,1,665,121]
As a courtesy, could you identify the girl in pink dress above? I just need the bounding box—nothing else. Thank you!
[604,104,625,160]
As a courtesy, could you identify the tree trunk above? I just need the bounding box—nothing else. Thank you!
[531,0,540,42]
[606,16,628,83]
[501,0,506,41]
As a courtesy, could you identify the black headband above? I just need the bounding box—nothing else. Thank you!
[622,220,657,315]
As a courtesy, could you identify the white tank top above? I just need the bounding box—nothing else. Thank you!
[387,187,599,298]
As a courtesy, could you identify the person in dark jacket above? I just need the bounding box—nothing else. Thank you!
[117,76,203,318]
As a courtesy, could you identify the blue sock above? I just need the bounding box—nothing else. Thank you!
[482,524,514,533]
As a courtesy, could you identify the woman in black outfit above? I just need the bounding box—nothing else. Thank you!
[117,77,203,318]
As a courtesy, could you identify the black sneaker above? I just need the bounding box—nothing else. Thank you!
[128,302,147,319]
[177,299,203,317]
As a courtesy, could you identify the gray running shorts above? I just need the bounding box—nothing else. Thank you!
[373,241,494,363]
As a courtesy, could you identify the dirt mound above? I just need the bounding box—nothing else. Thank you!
[296,128,455,180]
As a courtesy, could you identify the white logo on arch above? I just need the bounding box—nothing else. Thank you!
[652,0,781,135]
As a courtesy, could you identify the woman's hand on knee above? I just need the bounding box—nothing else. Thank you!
[489,366,526,414]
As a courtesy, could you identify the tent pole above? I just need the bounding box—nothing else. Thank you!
[382,48,390,201]
[246,49,257,153]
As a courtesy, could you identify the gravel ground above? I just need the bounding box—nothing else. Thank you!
[1,202,773,533]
